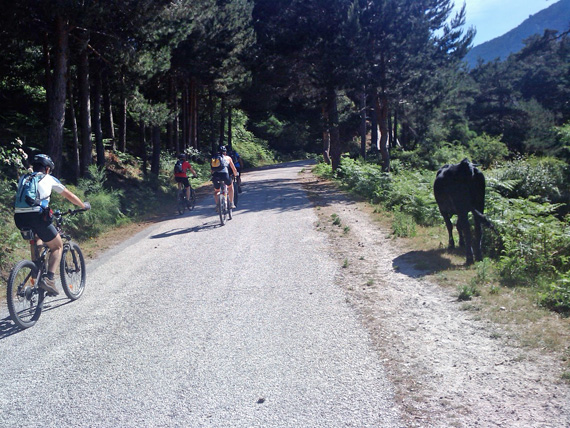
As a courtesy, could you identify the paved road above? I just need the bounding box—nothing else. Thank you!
[0,161,402,427]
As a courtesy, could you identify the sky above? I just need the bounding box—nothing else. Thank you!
[456,0,557,46]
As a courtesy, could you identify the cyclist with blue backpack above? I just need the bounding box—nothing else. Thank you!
[13,154,90,295]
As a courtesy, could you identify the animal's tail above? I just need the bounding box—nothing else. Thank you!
[473,209,495,231]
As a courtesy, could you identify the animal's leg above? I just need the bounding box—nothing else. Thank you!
[456,222,465,247]
[442,213,455,249]
[457,214,474,264]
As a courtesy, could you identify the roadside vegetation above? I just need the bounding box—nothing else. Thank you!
[314,137,570,317]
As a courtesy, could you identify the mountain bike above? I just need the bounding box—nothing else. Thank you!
[7,208,88,329]
[216,181,232,226]
[177,183,196,215]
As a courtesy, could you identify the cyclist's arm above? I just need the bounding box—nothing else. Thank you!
[228,158,238,177]
[60,188,87,209]
[189,166,198,177]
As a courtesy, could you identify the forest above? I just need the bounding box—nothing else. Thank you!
[1,0,570,313]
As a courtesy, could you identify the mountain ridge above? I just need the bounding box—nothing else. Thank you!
[464,0,570,67]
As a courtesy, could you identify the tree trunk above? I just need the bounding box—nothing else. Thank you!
[151,126,161,175]
[67,73,80,183]
[327,88,341,171]
[219,97,225,147]
[102,69,115,148]
[209,88,215,154]
[360,86,366,159]
[321,105,331,164]
[388,112,393,149]
[47,15,69,177]
[174,88,179,154]
[370,93,379,151]
[394,108,399,148]
[181,83,188,153]
[78,35,92,177]
[167,76,176,152]
[228,106,232,151]
[118,75,127,152]
[375,91,390,172]
[191,78,198,149]
[140,122,147,175]
[93,64,105,167]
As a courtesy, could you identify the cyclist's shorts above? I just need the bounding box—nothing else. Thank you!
[212,171,231,189]
[14,212,58,242]
[175,176,190,188]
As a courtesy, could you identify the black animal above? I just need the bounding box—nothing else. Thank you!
[434,158,493,265]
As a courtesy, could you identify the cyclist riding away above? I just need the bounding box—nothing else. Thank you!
[174,153,198,202]
[230,149,243,193]
[13,154,90,295]
[211,145,239,209]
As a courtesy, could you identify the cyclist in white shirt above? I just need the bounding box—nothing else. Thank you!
[14,154,90,295]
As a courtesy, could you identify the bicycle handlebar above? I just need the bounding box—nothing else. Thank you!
[54,207,89,217]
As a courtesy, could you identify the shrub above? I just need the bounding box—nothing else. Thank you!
[467,134,509,168]
[539,275,570,316]
[489,156,569,205]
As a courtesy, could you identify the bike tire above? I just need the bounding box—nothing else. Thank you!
[228,195,233,220]
[6,260,44,329]
[177,193,185,215]
[233,183,239,208]
[189,188,196,210]
[60,242,86,301]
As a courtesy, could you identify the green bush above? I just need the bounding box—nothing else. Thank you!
[489,156,569,204]
[539,275,570,316]
[467,134,509,168]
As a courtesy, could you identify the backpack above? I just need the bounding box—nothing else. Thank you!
[211,154,227,172]
[15,172,45,209]
[174,160,184,174]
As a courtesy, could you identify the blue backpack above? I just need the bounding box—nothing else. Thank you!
[15,172,45,209]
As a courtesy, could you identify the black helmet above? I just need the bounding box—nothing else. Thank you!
[33,154,55,170]
[178,153,186,160]
[219,145,227,153]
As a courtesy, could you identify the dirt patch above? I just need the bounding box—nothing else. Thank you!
[300,168,570,428]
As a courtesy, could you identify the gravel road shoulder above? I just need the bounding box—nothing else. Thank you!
[299,167,570,428]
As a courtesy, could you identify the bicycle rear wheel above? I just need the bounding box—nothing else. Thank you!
[7,260,44,329]
[60,242,86,300]
[177,192,185,215]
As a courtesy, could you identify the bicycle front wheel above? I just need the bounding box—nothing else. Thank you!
[60,242,86,300]
[219,197,226,226]
[7,260,44,329]
[189,188,196,210]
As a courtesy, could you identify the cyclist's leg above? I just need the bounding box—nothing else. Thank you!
[212,174,221,206]
[46,234,63,277]
[223,173,235,207]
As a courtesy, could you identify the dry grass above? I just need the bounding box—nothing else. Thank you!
[367,204,570,374]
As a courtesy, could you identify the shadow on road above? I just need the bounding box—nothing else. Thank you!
[150,222,221,239]
[392,248,465,278]
[0,297,72,339]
